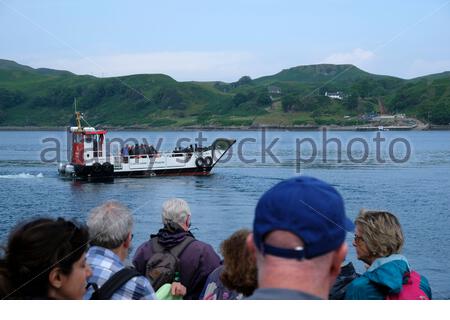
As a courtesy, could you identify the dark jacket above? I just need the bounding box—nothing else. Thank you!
[329,262,359,300]
[133,227,221,300]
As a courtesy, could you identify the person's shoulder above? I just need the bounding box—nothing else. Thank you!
[205,265,224,282]
[134,238,158,260]
[135,239,152,253]
[195,241,221,260]
[190,239,216,252]
[248,288,321,300]
[345,276,383,300]
[120,274,155,300]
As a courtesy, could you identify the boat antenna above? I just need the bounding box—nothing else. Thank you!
[73,98,83,132]
[73,97,95,129]
[80,114,93,128]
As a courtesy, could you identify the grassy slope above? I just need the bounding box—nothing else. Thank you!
[0,59,449,127]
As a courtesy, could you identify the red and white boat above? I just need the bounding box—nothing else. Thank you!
[58,112,235,180]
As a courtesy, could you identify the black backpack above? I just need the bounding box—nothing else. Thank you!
[145,236,195,291]
[89,267,141,300]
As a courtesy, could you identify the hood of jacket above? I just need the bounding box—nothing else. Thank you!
[364,254,410,294]
[151,226,195,249]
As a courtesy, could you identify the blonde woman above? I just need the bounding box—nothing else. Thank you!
[345,210,431,300]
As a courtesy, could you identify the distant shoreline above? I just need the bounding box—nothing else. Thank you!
[1,125,450,132]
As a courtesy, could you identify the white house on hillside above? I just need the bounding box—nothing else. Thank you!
[268,86,282,94]
[325,91,343,100]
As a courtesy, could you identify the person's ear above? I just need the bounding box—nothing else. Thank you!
[48,267,63,289]
[330,243,348,278]
[246,233,257,259]
[184,215,191,230]
[123,232,132,249]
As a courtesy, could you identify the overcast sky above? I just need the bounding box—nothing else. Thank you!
[1,0,449,81]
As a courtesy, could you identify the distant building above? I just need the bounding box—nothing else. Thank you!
[268,86,281,94]
[371,114,406,121]
[371,115,395,121]
[324,91,343,100]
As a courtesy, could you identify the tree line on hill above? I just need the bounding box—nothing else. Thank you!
[0,59,449,127]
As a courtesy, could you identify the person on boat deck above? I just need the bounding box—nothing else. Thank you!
[122,144,129,162]
[345,210,432,300]
[133,198,221,300]
[84,201,157,300]
[143,144,150,155]
[246,176,353,300]
[0,217,91,300]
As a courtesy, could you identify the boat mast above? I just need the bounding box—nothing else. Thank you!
[74,98,83,132]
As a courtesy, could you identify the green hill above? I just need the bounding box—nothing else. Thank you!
[0,59,449,127]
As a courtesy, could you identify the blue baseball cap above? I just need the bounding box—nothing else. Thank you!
[253,176,354,260]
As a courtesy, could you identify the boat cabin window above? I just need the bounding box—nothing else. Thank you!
[73,133,84,143]
[85,135,92,143]
[91,134,103,157]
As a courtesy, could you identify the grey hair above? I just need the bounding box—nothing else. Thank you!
[87,200,133,249]
[162,198,191,227]
[355,209,404,258]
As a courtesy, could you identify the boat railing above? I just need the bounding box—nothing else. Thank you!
[116,153,163,164]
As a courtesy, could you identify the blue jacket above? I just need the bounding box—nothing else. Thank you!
[345,254,432,300]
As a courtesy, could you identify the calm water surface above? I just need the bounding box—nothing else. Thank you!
[0,129,449,298]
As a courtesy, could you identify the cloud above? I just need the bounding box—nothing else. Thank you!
[322,48,375,65]
[29,51,262,82]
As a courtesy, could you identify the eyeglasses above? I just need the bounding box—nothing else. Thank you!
[354,234,364,243]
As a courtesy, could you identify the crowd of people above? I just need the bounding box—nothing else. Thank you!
[0,176,433,300]
[121,144,158,158]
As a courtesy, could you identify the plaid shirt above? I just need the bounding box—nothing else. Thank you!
[84,246,155,300]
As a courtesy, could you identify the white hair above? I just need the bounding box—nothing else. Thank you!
[162,198,191,227]
[87,200,133,249]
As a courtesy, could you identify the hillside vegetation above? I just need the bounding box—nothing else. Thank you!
[0,59,449,127]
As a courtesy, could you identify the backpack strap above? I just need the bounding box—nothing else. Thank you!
[168,236,196,258]
[150,237,166,253]
[150,236,195,258]
[90,267,141,300]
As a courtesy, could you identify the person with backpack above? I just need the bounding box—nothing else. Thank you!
[133,198,221,300]
[84,200,156,300]
[345,209,432,300]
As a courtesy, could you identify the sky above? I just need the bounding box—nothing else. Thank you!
[0,0,449,81]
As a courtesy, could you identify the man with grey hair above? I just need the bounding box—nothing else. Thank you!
[133,198,221,299]
[84,200,156,300]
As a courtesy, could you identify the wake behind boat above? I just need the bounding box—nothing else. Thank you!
[58,112,236,180]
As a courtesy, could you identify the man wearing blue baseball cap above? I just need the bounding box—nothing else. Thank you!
[246,176,354,299]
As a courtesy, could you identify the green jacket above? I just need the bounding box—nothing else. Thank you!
[345,254,432,300]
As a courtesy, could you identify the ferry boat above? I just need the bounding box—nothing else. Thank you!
[58,112,236,180]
